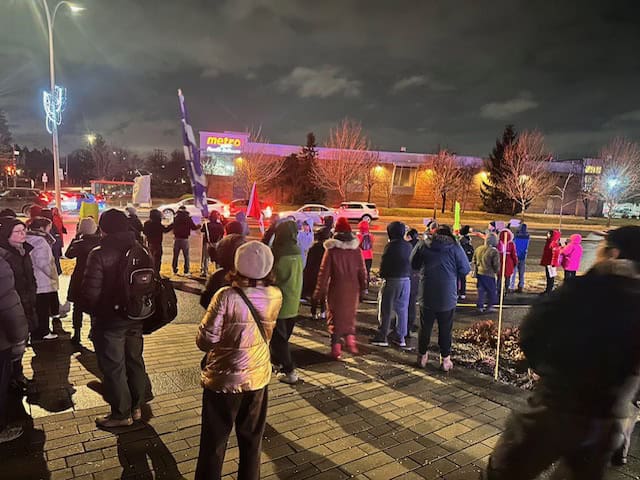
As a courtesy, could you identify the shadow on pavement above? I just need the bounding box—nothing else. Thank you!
[27,340,75,413]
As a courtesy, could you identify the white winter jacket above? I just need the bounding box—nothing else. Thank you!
[26,232,59,294]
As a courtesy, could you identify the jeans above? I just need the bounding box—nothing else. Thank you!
[509,259,526,290]
[34,292,59,339]
[486,404,625,480]
[0,347,12,430]
[376,278,411,341]
[364,259,373,284]
[270,317,297,374]
[172,238,190,274]
[92,326,148,420]
[201,239,211,275]
[418,307,455,357]
[477,274,498,309]
[148,242,162,273]
[195,387,268,480]
[408,273,420,333]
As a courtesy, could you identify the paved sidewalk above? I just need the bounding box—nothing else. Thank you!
[1,298,638,479]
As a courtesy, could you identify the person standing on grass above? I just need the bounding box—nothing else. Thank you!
[411,226,470,372]
[270,221,303,384]
[560,234,583,281]
[314,217,367,360]
[497,229,518,296]
[458,225,474,300]
[485,226,640,479]
[511,223,530,293]
[171,206,199,277]
[65,217,101,345]
[371,221,412,348]
[26,218,59,341]
[357,220,374,285]
[406,228,420,336]
[143,209,172,273]
[540,229,562,294]
[302,228,331,321]
[472,233,500,313]
[296,220,314,268]
[195,241,282,480]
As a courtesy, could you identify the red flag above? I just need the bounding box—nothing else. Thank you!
[246,182,265,233]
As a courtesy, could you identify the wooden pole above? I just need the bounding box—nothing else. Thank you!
[494,238,508,380]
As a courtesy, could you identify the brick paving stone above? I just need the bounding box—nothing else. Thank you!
[413,457,458,478]
[341,451,397,476]
[447,443,493,467]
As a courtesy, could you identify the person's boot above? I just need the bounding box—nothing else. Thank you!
[0,426,23,444]
[345,335,359,354]
[417,353,429,368]
[71,330,81,345]
[441,356,454,372]
[279,371,299,385]
[331,343,342,360]
[95,415,133,428]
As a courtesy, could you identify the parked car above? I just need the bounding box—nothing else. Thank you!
[336,202,379,222]
[229,198,273,219]
[0,188,49,215]
[278,204,336,225]
[49,190,106,212]
[157,197,230,221]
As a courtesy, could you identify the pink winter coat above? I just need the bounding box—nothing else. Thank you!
[497,229,518,278]
[560,234,583,272]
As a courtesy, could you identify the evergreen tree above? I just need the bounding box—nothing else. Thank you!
[0,110,12,152]
[480,124,518,214]
[275,132,326,204]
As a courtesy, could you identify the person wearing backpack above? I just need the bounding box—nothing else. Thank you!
[195,241,282,480]
[357,220,374,285]
[458,225,474,299]
[511,223,530,293]
[81,209,151,428]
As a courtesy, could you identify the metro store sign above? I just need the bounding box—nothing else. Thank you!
[200,131,248,154]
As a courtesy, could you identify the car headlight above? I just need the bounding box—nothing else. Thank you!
[264,206,272,218]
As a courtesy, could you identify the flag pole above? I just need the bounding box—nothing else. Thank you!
[494,239,508,380]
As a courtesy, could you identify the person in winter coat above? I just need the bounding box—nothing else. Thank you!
[143,209,172,273]
[195,241,282,480]
[201,210,225,276]
[296,221,314,268]
[171,206,199,276]
[39,209,63,276]
[65,217,101,344]
[26,218,59,341]
[81,209,150,428]
[540,229,561,294]
[125,206,144,244]
[270,221,304,384]
[371,221,412,348]
[26,205,42,227]
[225,220,245,236]
[411,226,470,372]
[302,228,332,321]
[472,233,500,313]
[458,225,474,299]
[406,228,420,335]
[51,207,67,247]
[560,234,583,280]
[510,223,530,293]
[485,226,640,479]
[200,234,247,310]
[0,217,37,394]
[497,229,518,296]
[0,208,16,218]
[0,254,28,444]
[234,211,250,237]
[314,217,367,360]
[261,214,280,247]
[357,220,374,285]
[318,215,334,241]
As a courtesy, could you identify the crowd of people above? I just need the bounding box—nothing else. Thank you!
[0,203,637,480]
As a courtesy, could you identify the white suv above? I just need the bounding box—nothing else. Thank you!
[336,202,379,222]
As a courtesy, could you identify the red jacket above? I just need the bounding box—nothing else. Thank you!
[357,221,374,260]
[497,229,519,278]
[540,230,561,267]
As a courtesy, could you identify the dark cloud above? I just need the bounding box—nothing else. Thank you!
[1,0,639,159]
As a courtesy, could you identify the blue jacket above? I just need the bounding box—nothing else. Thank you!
[379,221,412,279]
[410,233,470,311]
[514,223,531,262]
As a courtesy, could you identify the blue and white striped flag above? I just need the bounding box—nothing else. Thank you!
[178,89,209,219]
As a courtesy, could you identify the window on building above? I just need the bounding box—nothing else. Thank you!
[392,166,417,187]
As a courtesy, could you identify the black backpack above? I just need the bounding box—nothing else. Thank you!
[143,277,178,334]
[461,238,475,262]
[360,233,372,251]
[118,244,156,320]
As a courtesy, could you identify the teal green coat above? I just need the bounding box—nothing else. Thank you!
[275,254,303,319]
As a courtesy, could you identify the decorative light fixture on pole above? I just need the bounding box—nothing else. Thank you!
[34,0,85,211]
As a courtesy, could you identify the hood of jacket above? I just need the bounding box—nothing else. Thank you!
[387,221,406,241]
[100,231,136,252]
[358,220,370,234]
[149,209,163,222]
[324,237,360,250]
[216,234,247,271]
[569,233,582,244]
[589,258,639,279]
[549,229,561,242]
[485,232,499,247]
[429,232,457,251]
[272,220,301,259]
[499,228,514,243]
[26,229,55,246]
[516,223,529,238]
[25,231,53,251]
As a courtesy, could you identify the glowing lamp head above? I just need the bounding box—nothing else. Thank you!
[86,134,96,145]
[607,178,619,189]
[69,4,85,13]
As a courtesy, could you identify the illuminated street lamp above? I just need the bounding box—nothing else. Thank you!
[33,0,85,210]
[86,133,96,145]
[607,177,620,190]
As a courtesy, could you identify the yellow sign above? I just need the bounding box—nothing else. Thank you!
[206,136,242,147]
[584,165,602,174]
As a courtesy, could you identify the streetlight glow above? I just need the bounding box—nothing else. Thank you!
[86,133,96,145]
[68,4,85,13]
[607,178,619,189]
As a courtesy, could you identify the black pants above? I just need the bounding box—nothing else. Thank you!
[408,274,419,333]
[310,299,326,317]
[486,403,625,480]
[457,274,467,296]
[0,347,12,430]
[148,242,162,273]
[92,326,148,420]
[364,259,373,284]
[34,292,59,339]
[565,270,577,280]
[195,387,268,480]
[72,303,84,330]
[418,307,454,357]
[270,317,296,374]
[545,266,556,293]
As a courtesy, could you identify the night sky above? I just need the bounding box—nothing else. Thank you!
[1,0,639,158]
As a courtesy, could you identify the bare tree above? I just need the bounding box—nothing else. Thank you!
[550,162,580,228]
[595,137,640,226]
[90,134,112,179]
[362,151,381,202]
[235,128,285,198]
[500,130,555,220]
[453,166,478,213]
[430,149,463,218]
[311,118,370,201]
[374,166,394,208]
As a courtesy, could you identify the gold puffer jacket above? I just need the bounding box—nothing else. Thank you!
[197,284,282,393]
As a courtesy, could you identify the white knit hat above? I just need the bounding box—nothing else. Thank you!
[234,241,274,280]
